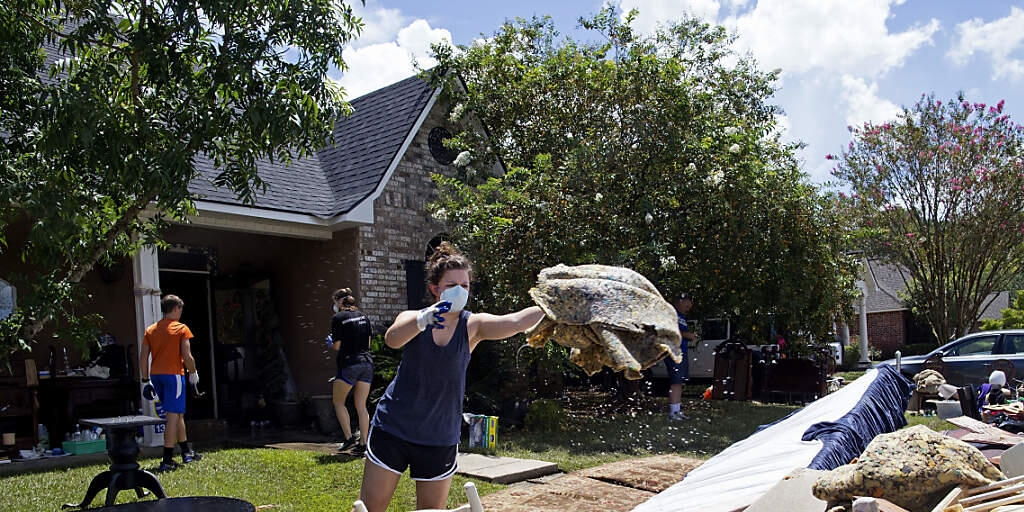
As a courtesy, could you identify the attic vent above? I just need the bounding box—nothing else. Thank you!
[428,127,457,165]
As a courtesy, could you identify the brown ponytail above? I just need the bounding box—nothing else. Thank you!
[426,242,472,285]
[332,287,358,311]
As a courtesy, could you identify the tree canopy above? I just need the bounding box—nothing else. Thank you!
[0,0,362,359]
[428,10,858,345]
[833,94,1024,343]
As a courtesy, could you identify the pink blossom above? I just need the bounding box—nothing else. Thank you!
[885,242,892,246]
[998,100,1005,112]
[825,154,834,160]
[906,233,915,238]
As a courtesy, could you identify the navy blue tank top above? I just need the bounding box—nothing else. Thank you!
[371,310,471,446]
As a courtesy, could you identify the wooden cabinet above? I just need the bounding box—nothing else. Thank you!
[0,358,40,451]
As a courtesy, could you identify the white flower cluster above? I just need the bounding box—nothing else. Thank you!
[728,144,741,154]
[644,213,654,225]
[724,126,739,135]
[432,208,449,222]
[595,193,604,202]
[449,103,466,123]
[453,151,472,167]
[660,255,677,269]
[687,162,697,172]
[707,169,725,186]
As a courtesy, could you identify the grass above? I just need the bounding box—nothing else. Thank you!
[0,448,503,512]
[0,391,800,512]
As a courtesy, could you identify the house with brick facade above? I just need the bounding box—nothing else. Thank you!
[848,258,1010,356]
[2,72,500,429]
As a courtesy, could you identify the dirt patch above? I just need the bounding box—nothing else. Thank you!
[479,474,655,512]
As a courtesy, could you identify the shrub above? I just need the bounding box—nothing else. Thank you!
[524,399,563,432]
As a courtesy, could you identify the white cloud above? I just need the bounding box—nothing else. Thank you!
[615,0,721,34]
[840,75,901,127]
[948,6,1024,81]
[349,1,407,49]
[731,0,940,78]
[334,18,452,99]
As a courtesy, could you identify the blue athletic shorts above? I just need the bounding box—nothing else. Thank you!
[337,361,373,385]
[664,352,689,385]
[151,374,186,414]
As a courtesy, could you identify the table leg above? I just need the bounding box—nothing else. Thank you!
[135,470,168,499]
[105,472,124,507]
[135,487,150,498]
[62,470,112,509]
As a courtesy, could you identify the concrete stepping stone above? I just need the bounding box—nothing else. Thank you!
[456,453,559,484]
[576,454,703,492]
[479,473,654,512]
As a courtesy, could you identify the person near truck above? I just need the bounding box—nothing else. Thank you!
[665,292,696,421]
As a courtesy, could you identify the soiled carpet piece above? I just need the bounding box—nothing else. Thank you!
[912,369,946,394]
[812,425,1004,511]
[525,264,682,380]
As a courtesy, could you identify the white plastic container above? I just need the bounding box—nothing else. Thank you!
[934,400,963,420]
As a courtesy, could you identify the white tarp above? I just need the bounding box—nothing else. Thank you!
[631,369,881,512]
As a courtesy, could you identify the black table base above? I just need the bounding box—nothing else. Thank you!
[63,416,168,509]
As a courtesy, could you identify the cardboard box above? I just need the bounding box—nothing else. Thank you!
[466,415,498,451]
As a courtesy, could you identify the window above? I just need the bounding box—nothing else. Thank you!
[949,335,998,356]
[701,319,730,341]
[1004,335,1024,354]
[428,127,457,165]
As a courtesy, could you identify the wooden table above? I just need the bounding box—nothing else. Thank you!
[90,497,255,511]
[63,416,167,510]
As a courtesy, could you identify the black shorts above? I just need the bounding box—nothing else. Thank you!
[366,426,458,481]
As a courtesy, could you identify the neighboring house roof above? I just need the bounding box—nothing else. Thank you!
[190,74,436,218]
[864,258,1012,320]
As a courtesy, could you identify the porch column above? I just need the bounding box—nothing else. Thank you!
[840,323,850,347]
[857,283,870,368]
[132,246,162,349]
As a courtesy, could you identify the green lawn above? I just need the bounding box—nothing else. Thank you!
[0,449,502,512]
[0,393,800,512]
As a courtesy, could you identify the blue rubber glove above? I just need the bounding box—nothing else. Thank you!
[141,380,156,401]
[416,301,452,331]
[325,334,334,349]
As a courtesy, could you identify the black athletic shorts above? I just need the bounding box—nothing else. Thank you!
[366,426,458,481]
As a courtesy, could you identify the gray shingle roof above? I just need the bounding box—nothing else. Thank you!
[189,74,435,217]
[865,259,1012,319]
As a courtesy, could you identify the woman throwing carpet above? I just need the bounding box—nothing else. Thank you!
[358,243,544,511]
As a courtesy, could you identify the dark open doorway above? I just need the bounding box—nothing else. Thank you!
[158,270,217,420]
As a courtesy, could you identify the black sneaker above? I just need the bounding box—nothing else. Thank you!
[182,451,202,464]
[156,460,179,473]
[351,444,366,457]
[337,436,358,453]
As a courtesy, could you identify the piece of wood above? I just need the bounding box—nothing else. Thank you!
[949,416,994,433]
[931,487,965,512]
[873,498,910,512]
[960,483,1024,506]
[24,360,37,387]
[964,476,1024,497]
[963,491,1024,512]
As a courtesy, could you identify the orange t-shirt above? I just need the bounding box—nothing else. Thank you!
[143,318,193,375]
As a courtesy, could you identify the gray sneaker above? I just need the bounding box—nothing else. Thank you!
[668,411,689,421]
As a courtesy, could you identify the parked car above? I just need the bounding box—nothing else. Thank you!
[874,330,1024,387]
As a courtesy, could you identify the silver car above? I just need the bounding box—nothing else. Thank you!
[875,330,1024,387]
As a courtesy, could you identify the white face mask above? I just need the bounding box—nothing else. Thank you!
[332,305,339,313]
[440,285,469,313]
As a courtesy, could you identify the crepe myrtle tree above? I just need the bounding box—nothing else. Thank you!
[833,94,1024,344]
[426,9,859,348]
[0,0,362,360]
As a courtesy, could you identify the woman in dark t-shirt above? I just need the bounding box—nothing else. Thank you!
[328,287,373,455]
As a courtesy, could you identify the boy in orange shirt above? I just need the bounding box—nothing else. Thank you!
[140,295,202,471]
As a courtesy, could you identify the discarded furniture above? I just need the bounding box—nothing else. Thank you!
[712,342,752,401]
[0,356,39,451]
[39,377,135,444]
[63,416,167,509]
[931,474,1024,512]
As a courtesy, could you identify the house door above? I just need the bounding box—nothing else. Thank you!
[158,269,218,420]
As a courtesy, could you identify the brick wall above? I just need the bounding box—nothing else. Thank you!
[848,310,908,356]
[358,99,453,327]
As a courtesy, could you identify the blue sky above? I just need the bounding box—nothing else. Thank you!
[332,1,1024,184]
